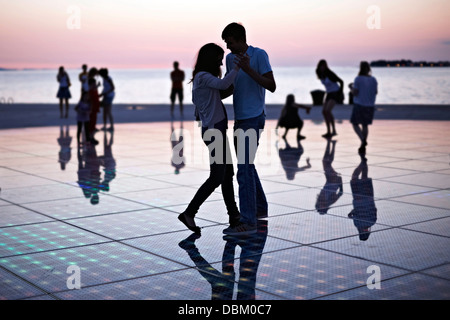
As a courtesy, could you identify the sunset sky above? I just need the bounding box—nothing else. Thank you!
[1,0,449,69]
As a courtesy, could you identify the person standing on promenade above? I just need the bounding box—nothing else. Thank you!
[99,68,115,131]
[170,61,185,118]
[349,61,378,154]
[79,64,88,95]
[221,22,276,236]
[178,43,241,234]
[56,66,72,119]
[87,68,100,145]
[316,60,344,138]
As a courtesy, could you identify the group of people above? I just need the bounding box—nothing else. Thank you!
[276,59,378,155]
[56,64,116,146]
[177,22,378,236]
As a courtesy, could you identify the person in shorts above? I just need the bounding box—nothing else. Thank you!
[349,61,378,154]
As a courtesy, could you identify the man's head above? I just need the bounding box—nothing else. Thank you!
[221,22,247,54]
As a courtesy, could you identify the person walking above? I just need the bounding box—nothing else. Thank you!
[349,61,378,154]
[178,43,241,234]
[221,22,276,235]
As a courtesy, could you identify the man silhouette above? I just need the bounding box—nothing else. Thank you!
[221,22,276,235]
[170,61,185,118]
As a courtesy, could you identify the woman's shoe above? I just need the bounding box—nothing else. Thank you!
[178,212,201,234]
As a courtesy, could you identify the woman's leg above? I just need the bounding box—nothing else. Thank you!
[59,99,63,118]
[64,98,69,118]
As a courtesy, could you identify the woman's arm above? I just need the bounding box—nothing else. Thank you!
[202,68,239,91]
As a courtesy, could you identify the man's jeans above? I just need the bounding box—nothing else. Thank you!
[233,112,268,227]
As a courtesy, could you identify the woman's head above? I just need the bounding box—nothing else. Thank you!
[192,43,225,80]
[316,59,329,79]
[358,61,372,76]
[285,94,295,106]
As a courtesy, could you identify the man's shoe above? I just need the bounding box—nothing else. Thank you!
[223,223,256,236]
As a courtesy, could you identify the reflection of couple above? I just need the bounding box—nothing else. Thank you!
[178,220,268,300]
[178,23,276,236]
[76,132,116,204]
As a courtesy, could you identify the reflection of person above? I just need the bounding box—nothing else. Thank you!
[349,61,378,154]
[316,60,344,138]
[170,120,186,175]
[221,22,276,236]
[76,144,100,205]
[98,131,116,193]
[56,66,72,119]
[170,61,185,118]
[276,94,311,140]
[277,137,311,180]
[178,43,241,234]
[57,124,72,171]
[75,91,91,146]
[315,139,343,214]
[178,220,268,300]
[348,155,377,241]
[99,68,115,132]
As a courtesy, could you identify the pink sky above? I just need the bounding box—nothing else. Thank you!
[1,0,449,69]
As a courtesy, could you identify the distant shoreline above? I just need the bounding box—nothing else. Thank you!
[370,60,450,67]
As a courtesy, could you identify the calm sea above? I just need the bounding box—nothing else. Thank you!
[0,67,449,105]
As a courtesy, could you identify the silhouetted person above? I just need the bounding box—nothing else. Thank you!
[56,66,72,118]
[170,61,185,118]
[57,124,72,171]
[276,94,311,140]
[178,43,241,234]
[79,64,88,95]
[316,60,344,138]
[178,220,268,300]
[170,120,186,175]
[316,139,343,214]
[75,91,91,146]
[221,22,276,236]
[277,137,311,181]
[88,68,100,145]
[99,68,115,131]
[349,61,378,154]
[348,154,377,241]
